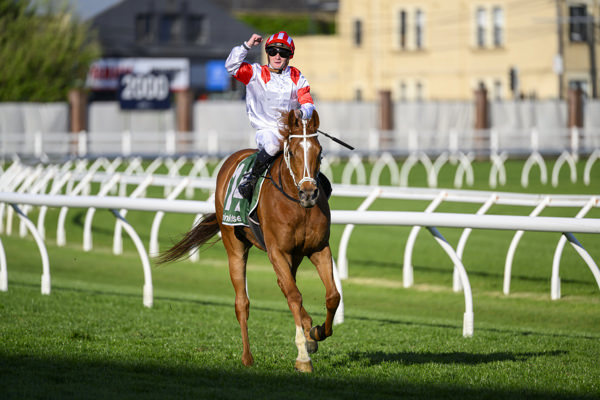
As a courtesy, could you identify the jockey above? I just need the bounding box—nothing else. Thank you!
[225,31,315,200]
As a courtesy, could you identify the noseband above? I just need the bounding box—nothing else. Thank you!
[283,120,318,190]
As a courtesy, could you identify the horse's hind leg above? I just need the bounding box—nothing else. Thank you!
[222,227,253,367]
[300,307,318,354]
[308,246,341,342]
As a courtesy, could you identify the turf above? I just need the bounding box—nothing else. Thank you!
[1,158,600,399]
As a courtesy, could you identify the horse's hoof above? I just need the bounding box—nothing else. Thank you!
[294,359,313,373]
[309,325,326,341]
[242,353,254,367]
[306,340,318,354]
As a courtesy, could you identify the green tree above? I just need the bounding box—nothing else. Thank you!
[0,0,100,101]
[237,14,336,37]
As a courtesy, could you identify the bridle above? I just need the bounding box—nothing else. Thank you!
[283,120,319,190]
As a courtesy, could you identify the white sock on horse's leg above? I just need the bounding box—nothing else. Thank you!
[294,325,313,372]
[295,325,310,362]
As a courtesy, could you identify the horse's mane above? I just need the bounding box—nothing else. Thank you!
[277,108,319,141]
[278,110,295,140]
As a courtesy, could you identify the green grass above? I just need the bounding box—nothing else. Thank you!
[1,158,600,399]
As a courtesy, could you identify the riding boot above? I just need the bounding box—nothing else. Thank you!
[238,149,274,200]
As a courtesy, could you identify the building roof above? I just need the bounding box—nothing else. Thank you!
[216,0,338,13]
[89,0,258,61]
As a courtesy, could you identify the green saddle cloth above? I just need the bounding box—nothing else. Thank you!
[222,153,265,227]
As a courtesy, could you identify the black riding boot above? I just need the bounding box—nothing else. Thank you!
[238,149,274,200]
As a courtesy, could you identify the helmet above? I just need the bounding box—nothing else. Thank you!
[265,31,295,58]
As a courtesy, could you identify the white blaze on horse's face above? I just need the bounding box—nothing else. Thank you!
[284,120,321,208]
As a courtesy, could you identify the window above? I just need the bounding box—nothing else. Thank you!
[415,81,423,101]
[398,9,425,50]
[493,7,504,47]
[354,19,362,47]
[399,10,407,49]
[135,14,154,43]
[494,80,502,100]
[186,15,206,44]
[159,14,181,43]
[399,82,407,101]
[355,88,362,101]
[569,4,588,42]
[476,7,487,47]
[415,9,425,49]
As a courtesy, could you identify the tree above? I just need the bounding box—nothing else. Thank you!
[0,0,100,102]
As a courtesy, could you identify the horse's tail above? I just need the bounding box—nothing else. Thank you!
[155,213,220,264]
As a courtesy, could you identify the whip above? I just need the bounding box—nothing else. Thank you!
[317,129,355,150]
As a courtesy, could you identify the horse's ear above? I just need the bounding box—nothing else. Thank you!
[288,109,301,128]
[311,110,320,131]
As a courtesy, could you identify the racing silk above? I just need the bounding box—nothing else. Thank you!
[225,44,314,133]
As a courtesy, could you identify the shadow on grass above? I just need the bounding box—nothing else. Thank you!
[338,350,567,366]
[0,352,592,400]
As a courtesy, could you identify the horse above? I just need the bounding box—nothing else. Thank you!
[157,109,340,373]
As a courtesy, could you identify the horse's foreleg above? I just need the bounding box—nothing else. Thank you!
[223,231,253,367]
[309,247,341,342]
[270,252,313,373]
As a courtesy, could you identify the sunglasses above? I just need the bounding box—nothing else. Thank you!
[266,47,292,58]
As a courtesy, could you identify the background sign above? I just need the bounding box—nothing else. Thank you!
[118,73,171,110]
[87,58,189,91]
[205,60,229,91]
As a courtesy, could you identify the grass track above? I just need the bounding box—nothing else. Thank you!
[1,159,600,399]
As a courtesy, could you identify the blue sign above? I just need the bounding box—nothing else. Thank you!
[206,60,229,91]
[118,73,171,110]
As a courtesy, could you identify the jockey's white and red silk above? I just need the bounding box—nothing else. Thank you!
[225,43,315,156]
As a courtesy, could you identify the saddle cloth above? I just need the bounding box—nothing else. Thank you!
[222,153,265,227]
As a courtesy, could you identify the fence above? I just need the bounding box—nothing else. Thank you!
[3,137,600,195]
[2,125,600,162]
[331,185,600,299]
[3,100,600,161]
[2,159,600,337]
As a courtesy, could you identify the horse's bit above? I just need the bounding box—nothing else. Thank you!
[283,119,318,190]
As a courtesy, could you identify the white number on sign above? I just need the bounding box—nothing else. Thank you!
[121,74,170,101]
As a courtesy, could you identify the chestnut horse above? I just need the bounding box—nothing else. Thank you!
[158,110,340,372]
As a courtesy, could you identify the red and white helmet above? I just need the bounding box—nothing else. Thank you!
[265,31,295,58]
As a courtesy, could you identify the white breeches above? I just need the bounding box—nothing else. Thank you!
[256,129,284,156]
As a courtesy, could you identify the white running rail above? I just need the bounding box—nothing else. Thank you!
[2,190,600,337]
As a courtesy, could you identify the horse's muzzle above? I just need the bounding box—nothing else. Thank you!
[298,182,319,208]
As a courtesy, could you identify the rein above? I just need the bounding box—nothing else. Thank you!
[275,166,302,203]
[262,157,301,204]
